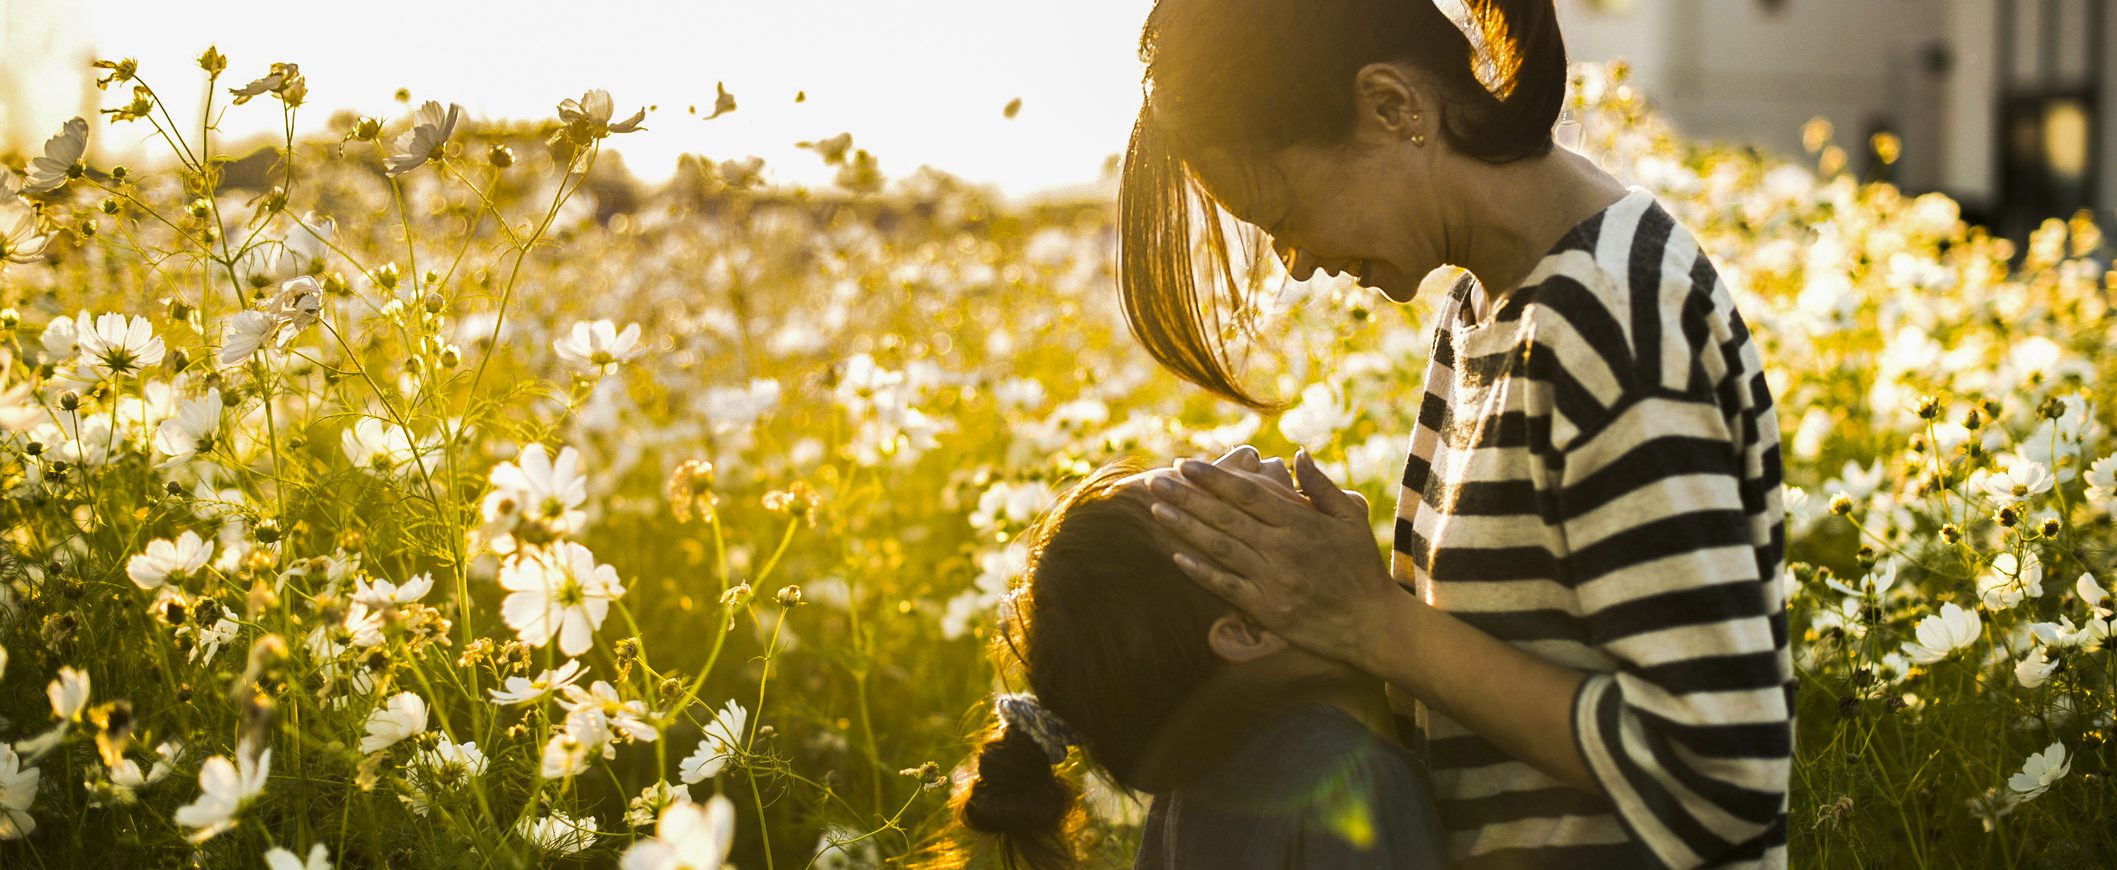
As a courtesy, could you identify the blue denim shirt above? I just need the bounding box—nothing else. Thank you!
[1132,702,1450,869]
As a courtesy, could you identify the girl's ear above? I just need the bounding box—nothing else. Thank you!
[1207,613,1288,663]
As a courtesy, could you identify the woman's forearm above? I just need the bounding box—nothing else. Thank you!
[1362,587,1602,795]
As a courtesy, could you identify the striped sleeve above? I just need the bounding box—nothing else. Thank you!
[1528,282,1793,864]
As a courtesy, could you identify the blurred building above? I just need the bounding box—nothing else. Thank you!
[1561,0,2106,238]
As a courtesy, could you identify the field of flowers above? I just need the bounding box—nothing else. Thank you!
[0,51,2114,868]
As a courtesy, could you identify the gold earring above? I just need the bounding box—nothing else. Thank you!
[1413,133,1427,146]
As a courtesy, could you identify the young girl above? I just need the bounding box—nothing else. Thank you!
[932,458,1448,869]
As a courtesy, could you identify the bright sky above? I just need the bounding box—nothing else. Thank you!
[2,0,1157,198]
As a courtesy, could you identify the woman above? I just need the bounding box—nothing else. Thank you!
[932,460,1448,869]
[1119,1,1792,868]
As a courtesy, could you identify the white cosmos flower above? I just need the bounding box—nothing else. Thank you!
[2086,454,2117,505]
[40,310,81,360]
[626,780,692,828]
[185,617,241,665]
[2008,742,2070,799]
[481,444,589,554]
[153,388,223,464]
[557,89,646,138]
[0,744,38,840]
[174,740,271,843]
[1902,602,1981,664]
[2080,572,2112,617]
[488,660,589,706]
[2014,648,2058,688]
[49,666,90,721]
[516,809,598,856]
[1977,457,2054,502]
[341,417,437,475]
[500,541,624,657]
[385,101,464,176]
[220,310,276,368]
[127,530,213,590]
[552,319,643,375]
[110,740,183,796]
[227,62,303,105]
[74,313,166,380]
[621,795,736,870]
[264,843,332,870]
[679,700,749,784]
[404,736,488,816]
[0,203,50,268]
[359,692,428,753]
[1966,786,2022,833]
[353,572,434,607]
[558,680,659,743]
[270,275,324,339]
[540,727,597,780]
[1979,553,2045,611]
[23,117,88,194]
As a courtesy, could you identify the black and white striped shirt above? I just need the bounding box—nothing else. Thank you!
[1388,188,1791,868]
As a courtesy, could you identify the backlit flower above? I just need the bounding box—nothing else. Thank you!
[516,809,598,856]
[1902,602,1980,664]
[228,62,304,105]
[488,660,588,706]
[353,572,433,607]
[220,310,276,367]
[0,204,49,267]
[49,666,91,722]
[678,700,748,783]
[264,843,332,870]
[558,680,659,743]
[0,745,38,840]
[626,780,691,828]
[126,531,213,590]
[1978,553,2045,611]
[1977,457,2053,502]
[174,739,270,843]
[620,795,735,870]
[481,444,589,554]
[359,692,428,753]
[557,89,646,139]
[23,117,88,194]
[385,101,464,176]
[153,388,223,463]
[552,319,643,375]
[499,541,624,656]
[74,313,165,380]
[2008,742,2070,799]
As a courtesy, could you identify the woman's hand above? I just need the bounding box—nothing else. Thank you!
[1145,449,1399,667]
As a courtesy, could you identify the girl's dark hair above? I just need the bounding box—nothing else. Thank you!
[927,460,1245,870]
[1119,0,1569,408]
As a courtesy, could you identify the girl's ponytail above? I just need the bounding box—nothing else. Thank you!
[1444,0,1569,163]
[951,721,1081,870]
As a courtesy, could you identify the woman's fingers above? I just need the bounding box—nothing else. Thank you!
[1293,450,1365,521]
[1147,497,1271,579]
[1172,459,1310,526]
[1170,549,1261,610]
[1210,445,1263,472]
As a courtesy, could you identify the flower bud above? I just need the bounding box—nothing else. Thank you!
[58,391,80,411]
[2037,396,2067,420]
[0,308,16,329]
[775,585,805,608]
[110,166,129,182]
[2039,517,2062,538]
[100,198,120,215]
[373,263,399,290]
[1829,493,1854,516]
[488,144,516,169]
[186,197,212,219]
[1914,395,1941,420]
[1962,407,1984,431]
[1995,504,2020,528]
[199,46,227,75]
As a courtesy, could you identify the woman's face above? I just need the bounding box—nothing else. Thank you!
[1186,136,1446,305]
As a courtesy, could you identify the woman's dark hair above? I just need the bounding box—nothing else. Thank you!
[923,460,1249,870]
[1119,0,1569,408]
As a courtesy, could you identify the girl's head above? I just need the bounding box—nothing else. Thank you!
[941,459,1362,868]
[1119,0,1568,407]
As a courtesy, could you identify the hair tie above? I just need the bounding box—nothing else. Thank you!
[994,693,1079,764]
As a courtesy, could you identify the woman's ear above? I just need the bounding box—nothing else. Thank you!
[1207,613,1289,663]
[1351,62,1429,144]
